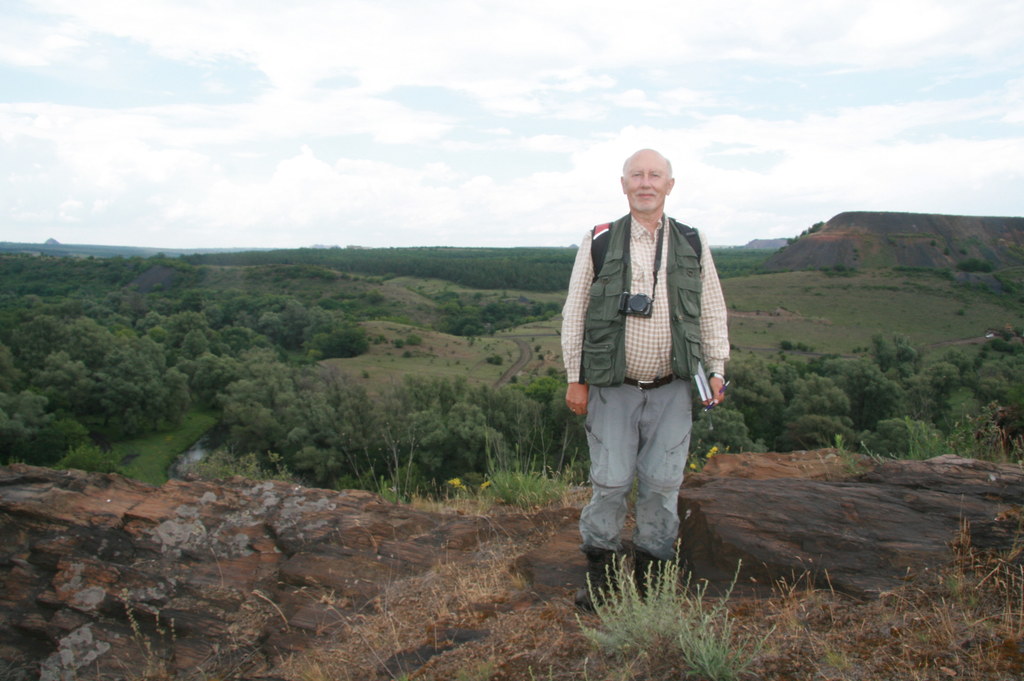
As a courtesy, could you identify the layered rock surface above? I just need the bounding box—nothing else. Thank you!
[680,452,1024,595]
[0,465,575,680]
[1,451,1021,679]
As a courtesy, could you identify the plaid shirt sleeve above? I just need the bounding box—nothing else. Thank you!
[560,230,594,384]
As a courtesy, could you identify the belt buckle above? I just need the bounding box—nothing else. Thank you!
[636,379,656,389]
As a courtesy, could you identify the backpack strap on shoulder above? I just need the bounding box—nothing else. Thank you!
[670,219,703,265]
[591,218,702,280]
[589,222,613,282]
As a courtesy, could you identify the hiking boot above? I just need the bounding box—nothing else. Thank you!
[633,548,663,600]
[574,546,618,612]
[634,548,691,599]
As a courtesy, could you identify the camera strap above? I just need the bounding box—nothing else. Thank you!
[622,216,665,300]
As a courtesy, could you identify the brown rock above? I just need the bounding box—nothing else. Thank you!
[3,451,1021,679]
[0,464,559,680]
[678,453,1024,596]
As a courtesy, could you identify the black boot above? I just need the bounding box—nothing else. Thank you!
[574,546,618,612]
[633,548,673,599]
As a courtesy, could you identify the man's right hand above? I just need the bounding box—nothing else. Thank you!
[566,382,589,416]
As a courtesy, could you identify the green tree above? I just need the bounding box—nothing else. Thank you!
[286,367,378,487]
[0,343,20,391]
[778,374,854,451]
[181,352,242,406]
[784,374,851,421]
[92,334,179,435]
[162,311,214,360]
[778,414,855,451]
[871,334,920,380]
[218,349,297,457]
[860,417,943,459]
[726,357,787,447]
[307,324,368,359]
[32,351,92,413]
[0,390,52,464]
[690,407,762,458]
[820,358,903,432]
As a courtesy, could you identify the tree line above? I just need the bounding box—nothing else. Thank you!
[185,246,579,292]
[1,252,1021,496]
[691,334,1024,461]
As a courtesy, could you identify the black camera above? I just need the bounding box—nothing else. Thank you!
[619,292,653,317]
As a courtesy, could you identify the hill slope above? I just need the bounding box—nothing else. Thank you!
[764,211,1024,271]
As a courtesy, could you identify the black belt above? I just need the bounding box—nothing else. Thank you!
[623,375,675,390]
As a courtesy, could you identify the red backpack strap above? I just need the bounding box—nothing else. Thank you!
[590,223,612,280]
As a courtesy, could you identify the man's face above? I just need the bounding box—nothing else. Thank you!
[621,150,674,217]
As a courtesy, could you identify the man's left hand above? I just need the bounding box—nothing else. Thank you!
[704,375,726,409]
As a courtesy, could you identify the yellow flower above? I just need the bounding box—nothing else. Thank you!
[480,480,492,489]
[447,477,464,488]
[707,446,719,458]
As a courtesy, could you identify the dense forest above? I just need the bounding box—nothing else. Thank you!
[185,246,576,292]
[1,247,1021,498]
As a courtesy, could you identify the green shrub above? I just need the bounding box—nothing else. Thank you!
[56,443,121,474]
[188,449,293,481]
[581,553,685,653]
[957,258,994,273]
[580,558,772,681]
[861,417,945,460]
[482,469,568,508]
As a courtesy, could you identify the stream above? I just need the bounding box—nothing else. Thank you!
[168,432,213,479]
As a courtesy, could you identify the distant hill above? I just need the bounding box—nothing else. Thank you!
[743,238,788,250]
[763,211,1024,272]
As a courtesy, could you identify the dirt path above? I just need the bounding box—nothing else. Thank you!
[494,337,533,387]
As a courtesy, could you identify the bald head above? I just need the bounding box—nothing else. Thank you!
[622,149,673,179]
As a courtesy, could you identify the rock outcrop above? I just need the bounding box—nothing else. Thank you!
[680,452,1024,595]
[0,465,575,680]
[1,452,1022,679]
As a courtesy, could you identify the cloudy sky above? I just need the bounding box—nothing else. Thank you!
[2,0,1022,249]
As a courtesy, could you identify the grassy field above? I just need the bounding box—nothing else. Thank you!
[327,268,1023,388]
[324,320,521,392]
[116,410,218,485]
[723,268,1022,358]
[314,267,1024,394]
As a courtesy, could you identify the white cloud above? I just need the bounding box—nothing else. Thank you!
[0,0,1021,249]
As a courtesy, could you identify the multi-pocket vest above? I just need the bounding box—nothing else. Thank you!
[580,214,704,387]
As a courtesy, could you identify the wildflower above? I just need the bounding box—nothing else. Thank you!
[707,445,719,458]
[480,480,492,489]
[447,477,464,488]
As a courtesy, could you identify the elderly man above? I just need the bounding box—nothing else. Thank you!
[561,148,730,609]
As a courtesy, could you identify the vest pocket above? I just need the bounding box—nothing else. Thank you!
[671,324,703,378]
[589,276,622,319]
[582,340,616,386]
[675,281,702,318]
[684,327,703,376]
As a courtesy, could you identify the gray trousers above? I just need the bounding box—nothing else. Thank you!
[579,379,692,560]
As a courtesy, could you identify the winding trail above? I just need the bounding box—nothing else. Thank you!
[494,337,534,387]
